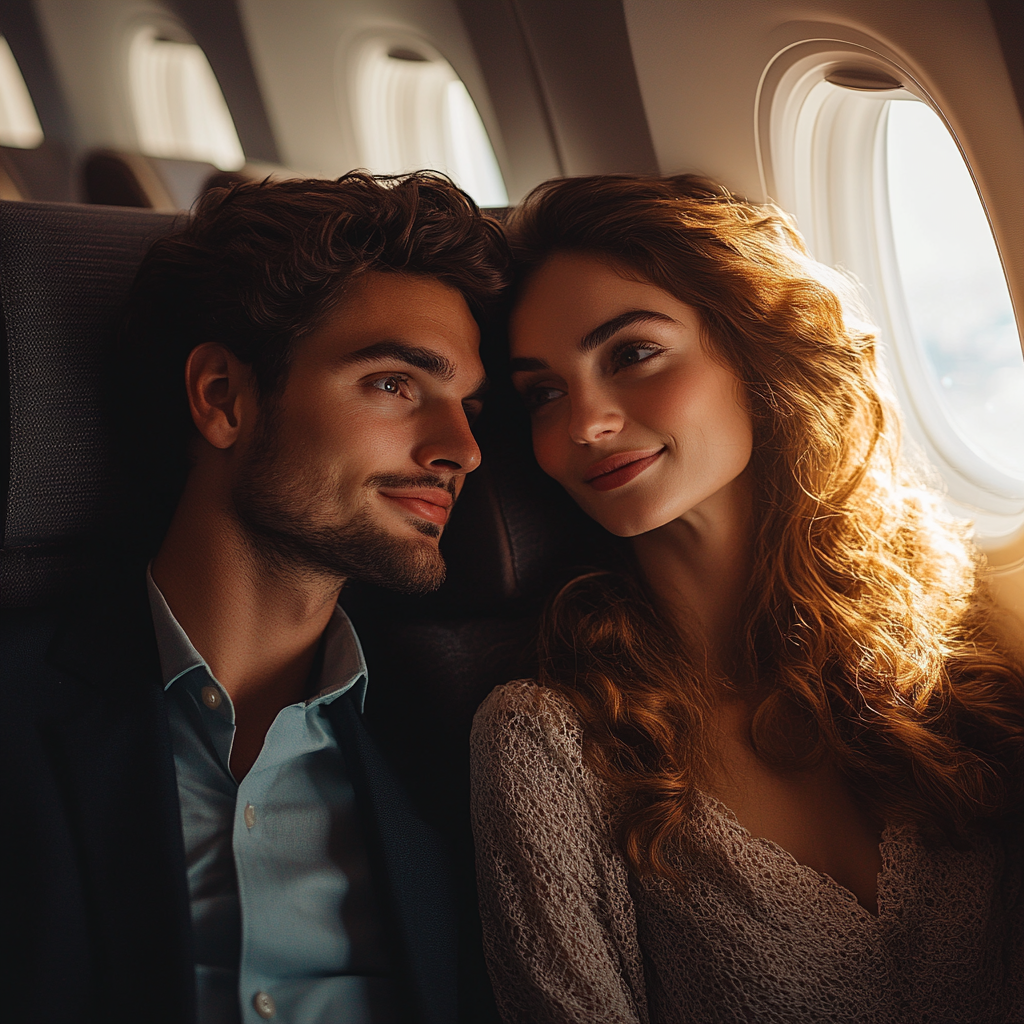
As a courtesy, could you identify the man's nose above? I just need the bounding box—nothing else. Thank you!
[568,388,624,446]
[414,401,482,474]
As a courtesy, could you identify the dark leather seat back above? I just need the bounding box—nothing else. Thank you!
[81,150,219,211]
[0,141,75,202]
[81,150,302,211]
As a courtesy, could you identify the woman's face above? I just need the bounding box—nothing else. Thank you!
[509,252,753,537]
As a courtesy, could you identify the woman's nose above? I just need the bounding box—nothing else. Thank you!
[568,390,624,446]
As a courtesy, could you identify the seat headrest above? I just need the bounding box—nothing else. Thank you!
[0,200,180,607]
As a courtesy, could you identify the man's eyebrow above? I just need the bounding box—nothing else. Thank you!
[579,310,680,353]
[339,340,456,382]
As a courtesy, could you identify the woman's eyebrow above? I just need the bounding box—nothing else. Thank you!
[509,310,680,374]
[579,310,679,352]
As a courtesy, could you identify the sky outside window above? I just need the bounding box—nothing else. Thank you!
[886,100,1024,479]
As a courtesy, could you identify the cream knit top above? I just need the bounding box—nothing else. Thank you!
[470,680,1024,1024]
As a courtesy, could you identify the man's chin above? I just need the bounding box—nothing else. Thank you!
[234,496,447,594]
[366,531,447,594]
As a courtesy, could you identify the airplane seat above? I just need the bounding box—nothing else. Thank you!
[0,200,180,610]
[82,150,302,211]
[81,150,220,211]
[0,141,75,203]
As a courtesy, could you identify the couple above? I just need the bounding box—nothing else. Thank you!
[6,170,1024,1024]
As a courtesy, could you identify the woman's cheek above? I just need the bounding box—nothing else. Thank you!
[531,423,568,484]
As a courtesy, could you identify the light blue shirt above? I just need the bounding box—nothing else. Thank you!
[147,571,398,1024]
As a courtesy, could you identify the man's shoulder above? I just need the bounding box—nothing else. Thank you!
[1,567,160,712]
[1,606,65,692]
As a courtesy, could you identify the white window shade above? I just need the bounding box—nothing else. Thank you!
[128,27,244,171]
[0,36,43,149]
[351,40,507,208]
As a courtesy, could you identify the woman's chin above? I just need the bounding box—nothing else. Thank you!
[576,501,669,539]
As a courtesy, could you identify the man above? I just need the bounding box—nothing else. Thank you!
[2,173,509,1023]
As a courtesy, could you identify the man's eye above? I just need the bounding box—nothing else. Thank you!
[371,375,407,395]
[614,344,661,369]
[525,385,565,409]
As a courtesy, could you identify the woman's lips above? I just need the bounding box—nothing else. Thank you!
[584,448,665,492]
[379,489,453,526]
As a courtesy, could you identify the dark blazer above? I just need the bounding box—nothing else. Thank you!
[0,570,457,1024]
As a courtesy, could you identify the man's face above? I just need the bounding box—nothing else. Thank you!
[231,271,486,593]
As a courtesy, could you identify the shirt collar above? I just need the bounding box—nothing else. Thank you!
[145,566,369,712]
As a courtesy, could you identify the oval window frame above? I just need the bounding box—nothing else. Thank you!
[756,37,1024,541]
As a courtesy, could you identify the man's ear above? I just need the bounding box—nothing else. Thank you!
[184,343,254,450]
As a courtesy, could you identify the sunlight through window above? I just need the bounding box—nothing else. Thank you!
[886,101,1024,479]
[128,27,244,171]
[0,36,43,149]
[352,40,507,208]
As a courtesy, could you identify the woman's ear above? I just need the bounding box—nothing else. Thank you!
[184,342,253,450]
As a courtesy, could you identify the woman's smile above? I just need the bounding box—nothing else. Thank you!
[583,446,665,491]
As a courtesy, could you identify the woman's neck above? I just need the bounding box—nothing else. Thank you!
[630,470,755,675]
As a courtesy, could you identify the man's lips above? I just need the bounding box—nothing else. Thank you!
[379,488,454,526]
[583,447,665,492]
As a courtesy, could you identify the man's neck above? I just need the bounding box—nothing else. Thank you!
[151,477,343,778]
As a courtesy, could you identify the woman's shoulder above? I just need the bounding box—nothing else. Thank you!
[471,680,587,773]
[474,679,582,737]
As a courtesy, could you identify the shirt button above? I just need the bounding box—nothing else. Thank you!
[200,685,222,709]
[244,803,257,829]
[253,991,276,1019]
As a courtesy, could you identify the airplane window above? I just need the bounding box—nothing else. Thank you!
[128,26,245,171]
[886,100,1024,481]
[351,40,507,208]
[764,59,1024,532]
[0,35,43,149]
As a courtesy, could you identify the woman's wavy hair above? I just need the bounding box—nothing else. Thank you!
[505,173,1024,883]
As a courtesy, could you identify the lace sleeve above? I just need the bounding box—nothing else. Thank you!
[470,681,649,1024]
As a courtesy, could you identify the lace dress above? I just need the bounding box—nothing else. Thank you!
[470,681,1024,1024]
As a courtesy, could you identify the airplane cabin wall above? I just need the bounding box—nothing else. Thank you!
[33,0,178,154]
[623,0,1024,321]
[236,0,506,184]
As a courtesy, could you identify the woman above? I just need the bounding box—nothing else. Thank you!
[470,174,1024,1024]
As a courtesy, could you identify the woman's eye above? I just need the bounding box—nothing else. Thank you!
[614,344,661,369]
[371,375,407,395]
[525,385,565,409]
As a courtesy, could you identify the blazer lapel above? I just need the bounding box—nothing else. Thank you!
[45,571,196,1023]
[327,692,458,1024]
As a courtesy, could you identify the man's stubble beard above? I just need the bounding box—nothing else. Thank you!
[231,409,448,595]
